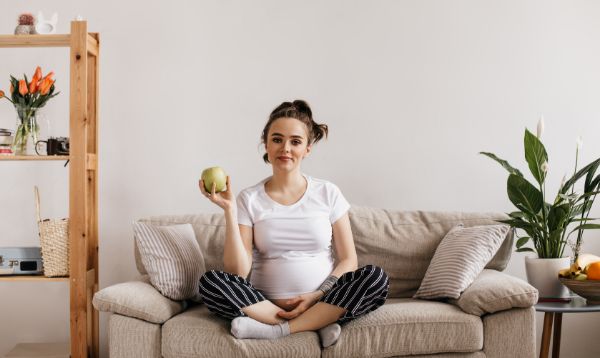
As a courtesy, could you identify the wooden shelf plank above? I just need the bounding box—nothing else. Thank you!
[0,155,70,161]
[0,34,71,48]
[0,275,68,282]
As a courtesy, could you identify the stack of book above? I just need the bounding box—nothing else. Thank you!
[0,128,14,155]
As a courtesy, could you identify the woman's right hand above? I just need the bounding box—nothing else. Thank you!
[199,175,235,212]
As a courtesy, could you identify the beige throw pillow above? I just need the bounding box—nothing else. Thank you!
[92,280,186,323]
[448,269,539,315]
[133,222,205,301]
[414,224,509,300]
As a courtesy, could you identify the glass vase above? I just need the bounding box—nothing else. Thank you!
[12,107,41,156]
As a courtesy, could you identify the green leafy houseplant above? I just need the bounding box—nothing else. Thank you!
[481,122,600,260]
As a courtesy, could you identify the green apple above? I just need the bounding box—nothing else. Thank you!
[201,166,227,193]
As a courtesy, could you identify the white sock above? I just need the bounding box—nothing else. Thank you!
[318,323,341,347]
[231,317,290,339]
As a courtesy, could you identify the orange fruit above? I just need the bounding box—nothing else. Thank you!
[586,261,600,280]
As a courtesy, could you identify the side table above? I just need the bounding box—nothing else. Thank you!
[535,296,600,358]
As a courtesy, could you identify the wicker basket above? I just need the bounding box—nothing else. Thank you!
[35,186,69,277]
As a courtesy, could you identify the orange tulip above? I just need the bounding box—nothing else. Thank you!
[33,66,42,81]
[0,90,4,98]
[18,80,28,95]
[43,71,54,82]
[39,78,55,95]
[30,67,42,93]
[38,78,47,92]
[29,80,38,94]
[38,79,49,95]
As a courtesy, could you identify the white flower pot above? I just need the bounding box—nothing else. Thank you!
[525,256,571,299]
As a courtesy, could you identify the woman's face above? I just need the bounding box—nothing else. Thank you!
[265,117,311,172]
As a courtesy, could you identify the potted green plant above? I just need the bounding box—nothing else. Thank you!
[481,119,600,299]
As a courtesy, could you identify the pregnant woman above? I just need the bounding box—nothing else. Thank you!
[198,99,389,347]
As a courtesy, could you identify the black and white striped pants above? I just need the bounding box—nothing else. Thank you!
[198,265,389,324]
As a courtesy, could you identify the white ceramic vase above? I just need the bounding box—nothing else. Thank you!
[525,256,571,299]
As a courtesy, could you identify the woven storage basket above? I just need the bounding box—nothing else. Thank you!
[35,186,69,277]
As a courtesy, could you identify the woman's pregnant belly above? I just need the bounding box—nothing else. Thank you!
[250,253,334,299]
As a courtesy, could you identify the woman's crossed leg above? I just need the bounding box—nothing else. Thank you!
[198,265,388,345]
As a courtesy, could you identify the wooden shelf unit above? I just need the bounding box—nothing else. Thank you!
[0,22,99,358]
[0,155,70,161]
[0,275,69,282]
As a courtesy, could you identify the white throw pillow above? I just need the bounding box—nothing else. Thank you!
[133,222,205,301]
[414,224,509,300]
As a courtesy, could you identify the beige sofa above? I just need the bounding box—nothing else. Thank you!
[94,205,538,358]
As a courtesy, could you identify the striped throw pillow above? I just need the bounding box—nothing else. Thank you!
[413,224,509,300]
[133,222,205,301]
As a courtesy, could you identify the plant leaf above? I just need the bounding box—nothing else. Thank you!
[479,152,524,177]
[498,218,539,239]
[508,211,526,219]
[524,129,548,185]
[558,193,579,202]
[516,247,535,253]
[590,174,600,191]
[568,223,600,235]
[585,160,600,192]
[516,236,530,248]
[498,218,531,229]
[507,174,543,215]
[576,191,600,202]
[548,203,570,232]
[561,158,600,194]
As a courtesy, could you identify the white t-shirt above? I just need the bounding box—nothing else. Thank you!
[236,174,351,299]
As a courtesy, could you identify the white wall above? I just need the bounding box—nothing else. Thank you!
[1,1,600,357]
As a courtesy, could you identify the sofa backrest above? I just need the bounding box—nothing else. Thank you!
[136,205,513,298]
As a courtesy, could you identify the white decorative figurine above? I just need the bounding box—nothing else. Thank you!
[35,12,58,34]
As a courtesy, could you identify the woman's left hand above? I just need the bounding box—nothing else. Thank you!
[276,291,323,320]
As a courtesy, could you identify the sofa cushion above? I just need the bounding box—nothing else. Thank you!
[93,279,186,324]
[162,305,321,358]
[449,269,539,316]
[321,298,483,358]
[133,222,205,301]
[348,206,513,298]
[413,224,509,300]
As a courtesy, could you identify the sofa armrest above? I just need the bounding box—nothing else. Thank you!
[93,279,187,324]
[448,269,538,316]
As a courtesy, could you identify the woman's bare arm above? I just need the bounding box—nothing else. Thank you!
[222,211,253,277]
[330,212,358,278]
[199,176,253,277]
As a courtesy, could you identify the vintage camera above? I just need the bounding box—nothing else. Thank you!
[36,137,70,156]
[48,137,69,155]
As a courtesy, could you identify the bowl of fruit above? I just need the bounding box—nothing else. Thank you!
[558,254,600,305]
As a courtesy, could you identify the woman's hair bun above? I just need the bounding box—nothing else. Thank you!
[292,100,312,117]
